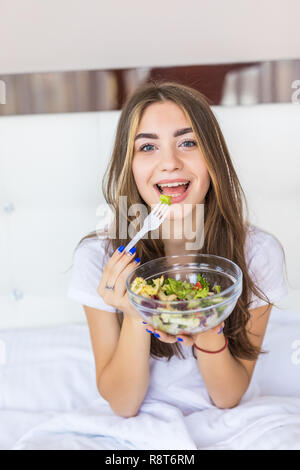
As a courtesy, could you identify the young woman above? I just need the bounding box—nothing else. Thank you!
[67,81,288,418]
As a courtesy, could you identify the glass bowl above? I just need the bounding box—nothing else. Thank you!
[126,253,243,335]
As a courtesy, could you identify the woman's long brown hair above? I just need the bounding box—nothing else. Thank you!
[74,80,287,362]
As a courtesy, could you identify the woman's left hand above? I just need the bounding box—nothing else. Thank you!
[143,321,225,347]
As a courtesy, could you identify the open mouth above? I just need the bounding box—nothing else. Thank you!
[155,181,191,197]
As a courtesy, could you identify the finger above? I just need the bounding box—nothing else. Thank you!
[98,245,127,293]
[114,256,141,298]
[215,321,225,335]
[176,334,195,347]
[107,247,138,287]
[99,245,137,293]
[144,325,177,344]
[144,322,194,346]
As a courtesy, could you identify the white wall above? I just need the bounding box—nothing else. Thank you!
[0,0,300,75]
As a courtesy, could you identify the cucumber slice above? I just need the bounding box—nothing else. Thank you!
[152,315,164,329]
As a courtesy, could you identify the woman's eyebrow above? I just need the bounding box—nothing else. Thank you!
[134,127,193,141]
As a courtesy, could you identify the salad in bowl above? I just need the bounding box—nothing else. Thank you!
[126,253,243,335]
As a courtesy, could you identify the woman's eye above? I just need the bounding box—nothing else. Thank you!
[140,144,155,152]
[139,140,196,152]
[181,140,196,148]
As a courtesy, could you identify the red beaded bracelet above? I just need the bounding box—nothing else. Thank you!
[193,336,228,354]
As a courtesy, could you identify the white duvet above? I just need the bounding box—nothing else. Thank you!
[0,307,300,450]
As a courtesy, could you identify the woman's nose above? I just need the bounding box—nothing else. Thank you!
[158,148,183,171]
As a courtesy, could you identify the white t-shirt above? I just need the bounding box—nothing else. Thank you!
[67,224,288,312]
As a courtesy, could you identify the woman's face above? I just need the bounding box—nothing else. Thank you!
[132,100,211,220]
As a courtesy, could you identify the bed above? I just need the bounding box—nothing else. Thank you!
[0,306,299,450]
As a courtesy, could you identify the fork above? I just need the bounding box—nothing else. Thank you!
[124,201,170,253]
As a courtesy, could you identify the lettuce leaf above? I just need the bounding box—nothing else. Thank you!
[197,273,209,289]
[162,278,194,300]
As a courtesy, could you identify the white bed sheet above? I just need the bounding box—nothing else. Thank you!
[0,307,299,450]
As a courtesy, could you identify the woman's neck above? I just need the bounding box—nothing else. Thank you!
[163,240,189,257]
[160,206,203,257]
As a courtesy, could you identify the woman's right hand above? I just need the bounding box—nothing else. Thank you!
[97,246,142,322]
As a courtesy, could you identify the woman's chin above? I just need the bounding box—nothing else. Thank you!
[161,205,193,224]
[168,203,193,218]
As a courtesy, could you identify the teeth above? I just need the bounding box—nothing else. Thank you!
[156,181,190,197]
[157,181,189,188]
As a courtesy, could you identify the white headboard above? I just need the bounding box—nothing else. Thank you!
[0,104,299,329]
